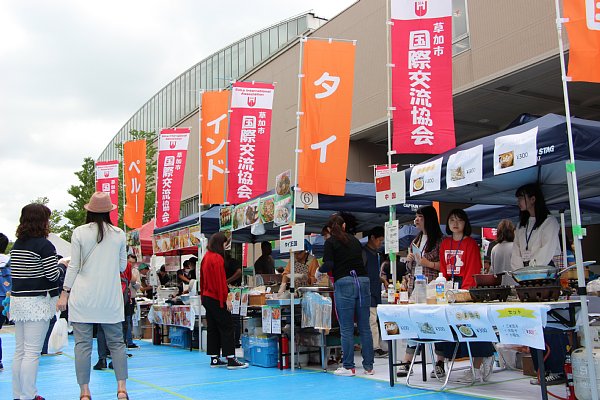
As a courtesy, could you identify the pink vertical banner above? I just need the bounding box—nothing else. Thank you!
[95,160,120,225]
[156,128,190,229]
[227,81,275,204]
[391,0,455,154]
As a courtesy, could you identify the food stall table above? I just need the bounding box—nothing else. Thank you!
[377,301,581,400]
[148,304,198,351]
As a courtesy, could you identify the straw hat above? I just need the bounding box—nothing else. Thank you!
[84,191,117,213]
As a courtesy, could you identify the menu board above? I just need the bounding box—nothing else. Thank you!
[409,158,443,196]
[408,305,454,341]
[445,304,498,343]
[377,305,419,340]
[446,145,483,188]
[493,126,538,176]
[489,304,549,350]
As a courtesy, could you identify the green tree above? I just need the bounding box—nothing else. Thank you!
[115,130,158,228]
[31,196,66,236]
[61,157,96,241]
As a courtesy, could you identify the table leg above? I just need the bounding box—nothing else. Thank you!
[388,340,394,387]
[421,343,427,382]
[537,348,548,400]
[320,330,326,372]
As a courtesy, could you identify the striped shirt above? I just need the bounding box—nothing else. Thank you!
[10,237,60,297]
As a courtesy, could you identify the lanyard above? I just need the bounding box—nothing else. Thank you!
[525,223,535,251]
[449,237,464,282]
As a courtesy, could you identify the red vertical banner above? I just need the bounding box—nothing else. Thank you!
[391,0,455,154]
[156,128,190,229]
[298,39,356,195]
[227,81,274,204]
[95,160,120,225]
[201,91,230,204]
[123,140,147,229]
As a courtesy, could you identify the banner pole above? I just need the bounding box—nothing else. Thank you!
[554,1,598,398]
[289,36,307,373]
[197,90,203,353]
[385,0,399,375]
[121,153,127,235]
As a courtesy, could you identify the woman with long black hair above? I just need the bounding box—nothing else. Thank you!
[317,214,374,376]
[56,192,129,400]
[200,232,248,369]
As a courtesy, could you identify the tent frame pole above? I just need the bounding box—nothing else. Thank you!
[385,0,398,374]
[554,1,598,398]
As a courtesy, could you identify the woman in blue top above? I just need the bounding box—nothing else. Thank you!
[318,214,374,376]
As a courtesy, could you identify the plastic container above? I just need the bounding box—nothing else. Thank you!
[414,275,427,304]
[435,273,447,304]
[169,326,191,348]
[250,336,279,368]
[571,347,600,400]
[387,284,395,304]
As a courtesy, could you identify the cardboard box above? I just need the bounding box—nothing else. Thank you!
[249,293,266,306]
[522,354,536,377]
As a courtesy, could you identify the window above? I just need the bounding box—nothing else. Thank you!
[224,48,231,81]
[261,31,269,58]
[278,23,288,46]
[231,44,239,78]
[246,38,254,69]
[212,55,219,89]
[297,17,307,34]
[200,62,207,90]
[238,41,246,75]
[206,58,213,90]
[269,28,278,53]
[287,20,298,38]
[253,35,261,65]
[452,0,470,55]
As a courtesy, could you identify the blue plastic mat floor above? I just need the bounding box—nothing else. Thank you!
[0,332,516,400]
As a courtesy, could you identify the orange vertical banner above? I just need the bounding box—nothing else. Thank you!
[564,0,600,83]
[201,91,229,204]
[123,140,147,229]
[298,39,356,195]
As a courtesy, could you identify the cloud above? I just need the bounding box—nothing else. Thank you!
[0,0,355,240]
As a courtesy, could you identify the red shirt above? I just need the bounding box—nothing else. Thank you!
[439,236,481,289]
[121,262,133,293]
[200,251,228,307]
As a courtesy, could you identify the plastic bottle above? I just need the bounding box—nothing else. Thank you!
[387,283,395,304]
[399,276,409,304]
[414,275,427,304]
[435,273,447,304]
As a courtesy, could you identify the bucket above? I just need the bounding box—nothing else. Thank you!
[571,347,600,400]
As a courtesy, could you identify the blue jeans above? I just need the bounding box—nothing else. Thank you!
[334,276,374,370]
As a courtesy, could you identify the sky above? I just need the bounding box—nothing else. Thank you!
[0,0,356,241]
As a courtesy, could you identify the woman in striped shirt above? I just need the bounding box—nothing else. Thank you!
[10,203,61,400]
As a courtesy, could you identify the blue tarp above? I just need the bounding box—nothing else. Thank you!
[404,114,600,205]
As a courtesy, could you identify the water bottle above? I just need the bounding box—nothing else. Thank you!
[435,273,447,304]
[387,283,395,304]
[414,275,427,304]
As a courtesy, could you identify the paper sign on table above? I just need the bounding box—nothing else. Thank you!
[271,306,281,334]
[240,288,249,317]
[385,220,399,255]
[408,305,454,341]
[261,306,272,334]
[377,304,420,340]
[489,304,549,350]
[445,304,498,343]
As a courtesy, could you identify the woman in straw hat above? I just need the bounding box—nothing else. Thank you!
[56,192,129,399]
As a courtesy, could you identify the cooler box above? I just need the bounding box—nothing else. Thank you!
[169,326,191,348]
[251,336,278,368]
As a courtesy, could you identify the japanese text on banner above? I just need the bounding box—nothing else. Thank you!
[227,82,274,204]
[123,140,146,229]
[201,91,230,204]
[156,128,190,229]
[391,0,455,154]
[95,160,119,226]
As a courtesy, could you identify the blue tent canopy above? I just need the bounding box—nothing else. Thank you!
[154,181,430,242]
[404,114,600,205]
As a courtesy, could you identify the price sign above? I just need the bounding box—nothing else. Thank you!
[385,220,399,254]
[489,304,549,349]
[280,223,305,252]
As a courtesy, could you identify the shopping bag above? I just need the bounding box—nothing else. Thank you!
[48,313,68,353]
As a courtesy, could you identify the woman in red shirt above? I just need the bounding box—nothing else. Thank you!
[200,232,247,370]
[435,209,494,383]
[439,209,481,289]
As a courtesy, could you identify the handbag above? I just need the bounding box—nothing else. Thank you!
[79,241,99,272]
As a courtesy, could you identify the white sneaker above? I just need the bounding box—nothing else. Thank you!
[455,368,482,384]
[364,369,374,375]
[333,367,356,376]
[480,356,494,382]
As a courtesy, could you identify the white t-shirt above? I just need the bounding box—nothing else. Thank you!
[511,216,560,269]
